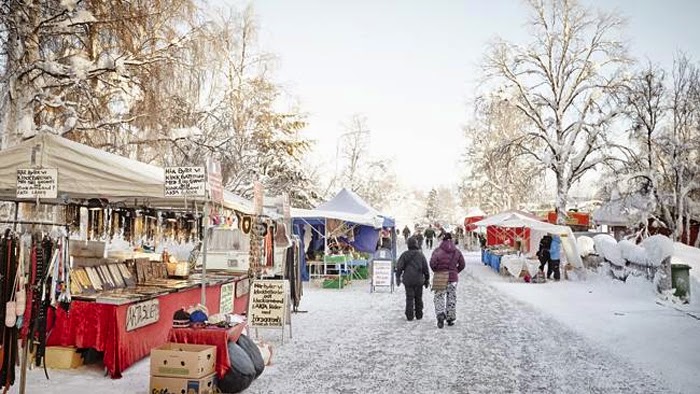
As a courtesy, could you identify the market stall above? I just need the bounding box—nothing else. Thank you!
[0,133,264,385]
[291,188,395,288]
[473,210,583,278]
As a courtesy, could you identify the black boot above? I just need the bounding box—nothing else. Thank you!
[437,313,445,329]
[415,311,423,320]
[447,319,455,326]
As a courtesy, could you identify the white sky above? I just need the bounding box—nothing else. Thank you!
[223,0,700,192]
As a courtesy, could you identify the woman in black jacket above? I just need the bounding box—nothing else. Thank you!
[395,236,431,321]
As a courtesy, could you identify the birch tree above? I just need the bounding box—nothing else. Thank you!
[484,0,629,223]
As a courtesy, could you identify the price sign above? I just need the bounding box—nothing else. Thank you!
[16,168,58,199]
[126,298,160,331]
[164,167,206,197]
[247,280,287,328]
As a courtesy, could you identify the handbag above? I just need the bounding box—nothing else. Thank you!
[431,271,449,292]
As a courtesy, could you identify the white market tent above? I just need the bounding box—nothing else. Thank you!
[0,132,253,213]
[465,207,486,218]
[473,211,584,268]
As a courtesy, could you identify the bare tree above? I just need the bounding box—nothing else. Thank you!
[484,0,629,223]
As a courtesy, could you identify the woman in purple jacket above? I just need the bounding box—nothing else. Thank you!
[429,233,466,328]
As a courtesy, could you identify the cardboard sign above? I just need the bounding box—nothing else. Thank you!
[126,298,160,331]
[372,259,392,287]
[165,167,206,197]
[235,279,250,298]
[248,280,287,328]
[219,283,234,314]
[16,168,58,198]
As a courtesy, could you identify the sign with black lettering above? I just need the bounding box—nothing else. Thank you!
[219,283,234,314]
[164,167,206,197]
[126,298,160,331]
[372,259,392,287]
[248,280,287,328]
[16,168,58,199]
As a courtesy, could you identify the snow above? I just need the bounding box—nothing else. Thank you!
[577,235,595,256]
[60,0,78,12]
[10,246,700,393]
[593,234,626,266]
[643,235,675,267]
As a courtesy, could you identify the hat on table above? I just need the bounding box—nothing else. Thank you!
[173,309,191,328]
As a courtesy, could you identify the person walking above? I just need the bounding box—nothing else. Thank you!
[424,225,436,249]
[402,225,411,241]
[395,236,430,321]
[430,233,465,328]
[548,235,562,280]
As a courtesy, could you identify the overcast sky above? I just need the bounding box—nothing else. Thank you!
[231,0,700,192]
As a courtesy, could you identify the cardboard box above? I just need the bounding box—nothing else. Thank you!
[150,343,216,379]
[149,373,216,394]
[45,346,83,369]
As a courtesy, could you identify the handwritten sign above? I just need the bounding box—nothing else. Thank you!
[248,280,287,328]
[372,259,392,287]
[219,283,234,314]
[165,167,206,197]
[16,168,58,199]
[126,298,160,331]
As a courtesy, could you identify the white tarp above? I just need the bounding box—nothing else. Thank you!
[0,133,256,213]
[473,210,584,268]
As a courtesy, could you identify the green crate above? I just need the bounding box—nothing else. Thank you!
[354,266,369,279]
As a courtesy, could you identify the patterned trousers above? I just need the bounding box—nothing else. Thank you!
[434,282,458,321]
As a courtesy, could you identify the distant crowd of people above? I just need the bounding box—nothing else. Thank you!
[400,224,464,250]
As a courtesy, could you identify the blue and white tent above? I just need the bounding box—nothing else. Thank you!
[291,188,396,281]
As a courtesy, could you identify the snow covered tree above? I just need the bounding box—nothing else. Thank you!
[484,0,629,223]
[425,188,438,223]
[461,90,545,213]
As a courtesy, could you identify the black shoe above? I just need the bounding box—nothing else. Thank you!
[407,316,414,321]
[437,313,445,329]
[447,319,455,326]
[416,314,423,320]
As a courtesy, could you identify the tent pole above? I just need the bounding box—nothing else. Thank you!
[200,200,210,306]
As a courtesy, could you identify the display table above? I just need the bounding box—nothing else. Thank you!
[47,277,248,378]
[168,324,246,378]
[481,249,502,272]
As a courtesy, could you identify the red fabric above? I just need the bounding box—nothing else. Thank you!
[486,226,531,252]
[464,216,485,232]
[47,282,234,378]
[168,324,246,378]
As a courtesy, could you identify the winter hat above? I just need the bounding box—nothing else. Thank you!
[190,309,208,324]
[173,309,191,328]
[443,233,452,240]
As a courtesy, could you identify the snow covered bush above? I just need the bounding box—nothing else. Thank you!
[577,236,595,257]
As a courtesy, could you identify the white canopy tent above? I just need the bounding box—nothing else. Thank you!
[473,211,584,268]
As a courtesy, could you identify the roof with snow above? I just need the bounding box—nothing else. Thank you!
[465,207,486,218]
[592,194,649,226]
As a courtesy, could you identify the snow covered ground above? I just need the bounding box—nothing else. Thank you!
[11,246,700,393]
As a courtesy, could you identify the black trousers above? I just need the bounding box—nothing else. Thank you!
[426,238,433,248]
[548,259,561,280]
[404,284,424,320]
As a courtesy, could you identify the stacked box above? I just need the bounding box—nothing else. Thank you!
[149,343,217,394]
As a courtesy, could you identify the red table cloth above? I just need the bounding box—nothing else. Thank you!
[168,324,246,378]
[47,282,230,378]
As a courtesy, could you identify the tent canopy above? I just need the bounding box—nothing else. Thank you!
[465,207,486,218]
[297,188,394,228]
[0,132,256,213]
[473,210,584,268]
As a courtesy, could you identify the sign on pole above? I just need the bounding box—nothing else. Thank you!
[206,158,223,204]
[16,168,58,199]
[164,167,206,197]
[371,259,393,293]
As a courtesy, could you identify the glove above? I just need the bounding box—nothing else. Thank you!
[396,279,402,287]
[424,280,429,289]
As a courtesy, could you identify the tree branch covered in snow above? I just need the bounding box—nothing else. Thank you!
[483,0,629,223]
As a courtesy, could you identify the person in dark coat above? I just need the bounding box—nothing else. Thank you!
[402,225,411,241]
[430,233,466,328]
[396,236,430,321]
[423,225,436,249]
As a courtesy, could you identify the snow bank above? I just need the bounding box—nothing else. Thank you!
[619,240,646,265]
[641,235,674,267]
[593,234,625,267]
[577,236,595,257]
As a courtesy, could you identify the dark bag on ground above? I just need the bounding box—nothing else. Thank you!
[237,333,265,377]
[218,341,256,393]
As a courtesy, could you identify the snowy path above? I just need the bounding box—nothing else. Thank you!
[247,251,670,394]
